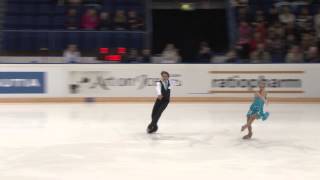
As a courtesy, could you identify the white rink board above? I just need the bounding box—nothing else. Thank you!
[0,64,319,98]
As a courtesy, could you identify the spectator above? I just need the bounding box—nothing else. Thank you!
[197,41,213,63]
[161,43,181,63]
[254,21,267,42]
[68,0,82,6]
[99,12,112,30]
[231,0,248,7]
[63,44,81,63]
[128,10,144,30]
[284,22,300,39]
[306,46,320,62]
[296,7,312,32]
[268,5,279,25]
[300,33,314,53]
[269,21,285,38]
[237,21,252,60]
[267,33,285,62]
[284,33,298,53]
[254,10,266,23]
[225,49,238,63]
[125,48,140,63]
[250,32,265,52]
[285,45,304,63]
[250,43,271,63]
[279,6,295,25]
[314,8,320,39]
[237,7,250,22]
[114,10,127,30]
[65,9,79,30]
[140,49,151,63]
[81,9,99,30]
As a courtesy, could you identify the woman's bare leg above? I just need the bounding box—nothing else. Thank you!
[241,116,251,131]
[243,116,255,139]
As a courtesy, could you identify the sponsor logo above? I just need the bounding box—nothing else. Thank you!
[209,70,304,94]
[0,72,46,94]
[69,71,182,94]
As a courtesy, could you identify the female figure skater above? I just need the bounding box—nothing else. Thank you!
[241,81,270,139]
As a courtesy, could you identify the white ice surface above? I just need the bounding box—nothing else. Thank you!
[0,103,319,180]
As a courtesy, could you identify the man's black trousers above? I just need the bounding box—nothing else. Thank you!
[150,98,170,127]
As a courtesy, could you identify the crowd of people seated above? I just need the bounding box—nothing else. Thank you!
[231,0,320,63]
[63,0,145,30]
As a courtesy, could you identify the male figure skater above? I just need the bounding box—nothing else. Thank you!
[147,71,171,134]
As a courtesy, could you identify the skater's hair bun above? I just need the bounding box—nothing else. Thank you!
[258,80,266,85]
[161,71,170,77]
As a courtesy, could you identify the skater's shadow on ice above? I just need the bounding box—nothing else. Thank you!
[147,133,216,146]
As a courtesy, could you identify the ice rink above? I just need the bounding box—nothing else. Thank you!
[0,103,319,180]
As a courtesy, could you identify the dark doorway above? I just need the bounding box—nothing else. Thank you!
[152,9,228,62]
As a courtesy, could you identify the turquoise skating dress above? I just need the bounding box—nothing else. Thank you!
[247,94,270,121]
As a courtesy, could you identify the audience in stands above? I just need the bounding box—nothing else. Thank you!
[231,0,248,7]
[268,5,279,24]
[285,45,304,63]
[81,9,99,30]
[120,48,151,63]
[266,33,285,62]
[64,8,145,31]
[250,43,271,63]
[237,6,250,22]
[61,1,145,31]
[65,9,80,30]
[67,0,82,6]
[63,44,81,63]
[314,9,320,39]
[306,46,320,62]
[125,48,140,63]
[250,32,265,52]
[140,49,151,63]
[197,41,213,63]
[114,10,128,30]
[296,7,313,32]
[161,44,181,63]
[233,1,320,63]
[128,10,144,30]
[279,6,296,25]
[99,12,112,30]
[225,49,238,63]
[237,21,252,60]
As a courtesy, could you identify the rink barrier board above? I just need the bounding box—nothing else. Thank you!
[209,90,305,94]
[0,97,320,103]
[209,70,305,74]
[0,64,320,102]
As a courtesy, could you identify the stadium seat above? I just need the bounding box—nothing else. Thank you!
[97,32,112,48]
[2,0,148,54]
[20,16,34,29]
[53,16,66,29]
[129,33,143,49]
[36,16,51,29]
